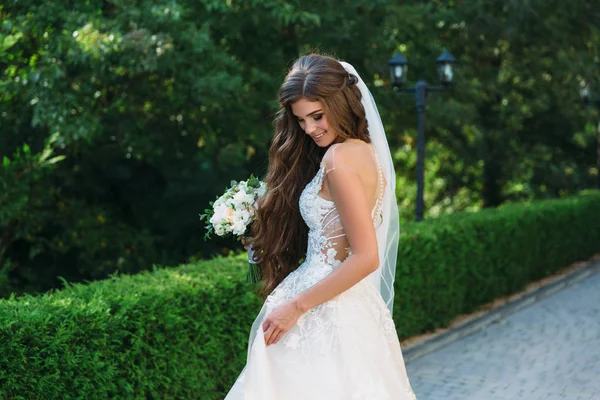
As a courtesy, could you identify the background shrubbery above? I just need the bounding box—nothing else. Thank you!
[1,192,598,400]
[0,256,262,399]
[394,190,600,336]
[1,0,599,297]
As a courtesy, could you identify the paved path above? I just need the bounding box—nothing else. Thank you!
[405,268,600,400]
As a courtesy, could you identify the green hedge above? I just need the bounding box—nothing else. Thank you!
[0,257,262,400]
[394,190,600,337]
[1,191,599,399]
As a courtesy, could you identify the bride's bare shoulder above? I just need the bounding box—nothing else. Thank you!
[322,140,372,173]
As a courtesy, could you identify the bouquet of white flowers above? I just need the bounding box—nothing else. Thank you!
[200,174,266,239]
[200,175,266,283]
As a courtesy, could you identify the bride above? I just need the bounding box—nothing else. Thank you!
[225,54,417,400]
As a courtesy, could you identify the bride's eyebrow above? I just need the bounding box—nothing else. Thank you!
[294,109,324,119]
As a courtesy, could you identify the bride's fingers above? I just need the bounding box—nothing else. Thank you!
[271,329,286,345]
[262,317,272,332]
[269,329,284,346]
[263,324,277,345]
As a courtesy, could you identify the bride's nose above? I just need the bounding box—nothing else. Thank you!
[305,121,318,135]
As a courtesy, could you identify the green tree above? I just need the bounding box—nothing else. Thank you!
[1,0,599,296]
[381,0,600,216]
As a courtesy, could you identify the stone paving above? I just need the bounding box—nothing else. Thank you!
[405,268,600,400]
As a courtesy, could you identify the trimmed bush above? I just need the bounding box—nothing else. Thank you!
[0,257,261,400]
[0,191,599,399]
[394,190,600,337]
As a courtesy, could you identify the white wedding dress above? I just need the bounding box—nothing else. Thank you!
[225,152,417,400]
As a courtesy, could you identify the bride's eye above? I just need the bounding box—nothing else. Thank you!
[313,114,323,121]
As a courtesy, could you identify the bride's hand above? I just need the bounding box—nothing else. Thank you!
[241,236,250,250]
[262,298,305,346]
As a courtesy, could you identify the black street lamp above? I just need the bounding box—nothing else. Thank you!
[579,79,600,189]
[388,50,457,221]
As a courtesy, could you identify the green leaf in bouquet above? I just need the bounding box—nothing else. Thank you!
[199,207,213,221]
[247,174,260,188]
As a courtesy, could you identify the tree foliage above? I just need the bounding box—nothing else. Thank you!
[1,0,599,295]
[380,0,600,214]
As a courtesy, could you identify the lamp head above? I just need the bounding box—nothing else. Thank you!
[388,53,408,87]
[579,80,591,105]
[436,50,457,86]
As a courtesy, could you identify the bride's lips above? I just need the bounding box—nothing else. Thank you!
[312,132,326,142]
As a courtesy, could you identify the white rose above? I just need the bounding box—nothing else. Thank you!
[231,202,243,214]
[240,210,251,223]
[214,205,235,224]
[214,195,226,208]
[257,183,267,197]
[232,209,243,221]
[210,205,226,224]
[232,220,246,236]
[214,224,226,236]
[243,192,255,205]
[233,189,248,205]
[243,210,252,225]
[224,207,235,223]
[233,210,251,225]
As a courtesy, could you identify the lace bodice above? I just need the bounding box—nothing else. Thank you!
[298,149,385,270]
[263,146,387,326]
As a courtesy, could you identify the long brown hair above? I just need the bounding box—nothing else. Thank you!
[251,53,371,297]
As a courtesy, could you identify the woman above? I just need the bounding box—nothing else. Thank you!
[225,54,417,400]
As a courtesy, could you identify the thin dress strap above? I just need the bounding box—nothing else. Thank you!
[321,143,385,223]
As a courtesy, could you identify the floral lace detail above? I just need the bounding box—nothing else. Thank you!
[298,157,383,269]
[326,248,342,267]
[265,156,396,353]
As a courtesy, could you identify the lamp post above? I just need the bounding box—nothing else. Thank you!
[579,79,600,189]
[388,50,457,221]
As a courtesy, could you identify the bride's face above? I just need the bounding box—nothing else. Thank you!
[291,98,335,147]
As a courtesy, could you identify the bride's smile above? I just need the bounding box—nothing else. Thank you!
[291,98,334,147]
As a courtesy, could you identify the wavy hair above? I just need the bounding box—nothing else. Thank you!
[251,53,371,297]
